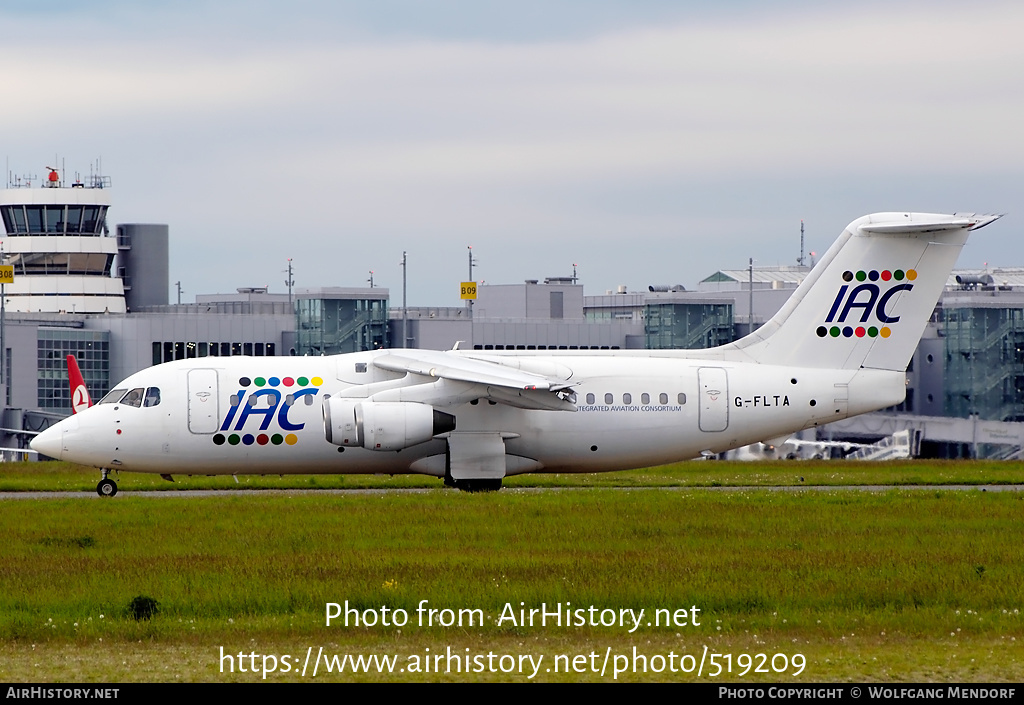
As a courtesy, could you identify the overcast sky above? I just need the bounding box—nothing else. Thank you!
[2,1,1022,305]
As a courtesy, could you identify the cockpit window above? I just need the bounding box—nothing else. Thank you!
[144,387,161,407]
[99,389,127,404]
[120,388,145,408]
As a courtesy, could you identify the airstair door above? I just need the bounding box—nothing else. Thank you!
[188,369,220,434]
[698,367,729,432]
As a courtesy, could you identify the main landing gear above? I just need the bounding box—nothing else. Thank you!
[96,469,118,497]
[443,434,505,492]
[443,473,503,492]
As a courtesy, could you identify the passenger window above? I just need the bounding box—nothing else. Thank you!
[144,388,161,407]
[678,393,687,405]
[623,393,632,405]
[586,393,595,404]
[641,393,650,404]
[99,389,127,404]
[604,393,613,404]
[121,388,145,408]
[230,394,240,407]
[659,393,668,404]
[305,394,315,406]
[285,394,295,406]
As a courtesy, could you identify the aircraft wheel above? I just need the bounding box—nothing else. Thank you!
[96,478,118,497]
[458,478,503,492]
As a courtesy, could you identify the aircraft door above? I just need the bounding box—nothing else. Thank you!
[188,369,220,434]
[698,367,729,432]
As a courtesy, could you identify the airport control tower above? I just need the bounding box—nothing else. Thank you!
[0,166,126,313]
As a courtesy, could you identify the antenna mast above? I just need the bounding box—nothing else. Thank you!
[797,220,806,267]
[284,258,294,309]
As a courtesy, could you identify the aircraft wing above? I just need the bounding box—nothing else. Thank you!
[374,350,570,391]
[368,350,578,411]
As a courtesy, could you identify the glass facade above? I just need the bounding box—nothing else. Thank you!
[151,341,277,365]
[296,297,389,355]
[37,329,110,409]
[942,305,1024,421]
[645,302,734,350]
[585,308,639,322]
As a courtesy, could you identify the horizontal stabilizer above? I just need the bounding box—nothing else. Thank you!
[860,213,1000,234]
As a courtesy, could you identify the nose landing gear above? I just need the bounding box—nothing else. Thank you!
[96,469,118,497]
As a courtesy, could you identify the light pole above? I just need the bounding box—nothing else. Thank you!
[748,258,754,335]
[400,251,408,348]
[467,245,477,317]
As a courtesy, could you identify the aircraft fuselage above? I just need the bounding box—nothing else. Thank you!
[42,352,904,477]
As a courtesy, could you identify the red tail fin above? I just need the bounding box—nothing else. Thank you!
[67,355,92,414]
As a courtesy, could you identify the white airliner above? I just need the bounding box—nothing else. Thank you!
[31,212,1000,495]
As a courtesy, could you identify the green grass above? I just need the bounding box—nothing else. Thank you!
[3,458,1024,492]
[0,480,1022,681]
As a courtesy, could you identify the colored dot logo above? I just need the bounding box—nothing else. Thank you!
[214,431,301,446]
[237,375,323,388]
[816,325,891,339]
[842,269,916,283]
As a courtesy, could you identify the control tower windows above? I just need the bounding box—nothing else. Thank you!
[0,205,107,235]
[66,206,82,233]
[45,206,65,233]
[0,206,26,233]
[26,206,42,233]
[81,206,103,233]
[11,252,114,276]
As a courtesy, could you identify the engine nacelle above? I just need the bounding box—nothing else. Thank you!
[323,399,456,451]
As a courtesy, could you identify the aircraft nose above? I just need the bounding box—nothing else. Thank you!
[31,417,77,460]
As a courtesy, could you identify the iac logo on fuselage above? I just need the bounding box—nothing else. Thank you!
[212,374,324,447]
[816,269,917,339]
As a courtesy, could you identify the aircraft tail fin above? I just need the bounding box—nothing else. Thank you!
[721,212,1000,372]
[67,355,92,414]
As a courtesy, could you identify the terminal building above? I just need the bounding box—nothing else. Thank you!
[1,167,1022,459]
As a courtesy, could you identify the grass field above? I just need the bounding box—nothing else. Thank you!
[4,458,1024,492]
[0,461,1022,682]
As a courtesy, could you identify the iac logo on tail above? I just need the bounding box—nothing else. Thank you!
[816,268,917,339]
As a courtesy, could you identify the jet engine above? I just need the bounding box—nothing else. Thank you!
[323,399,456,451]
